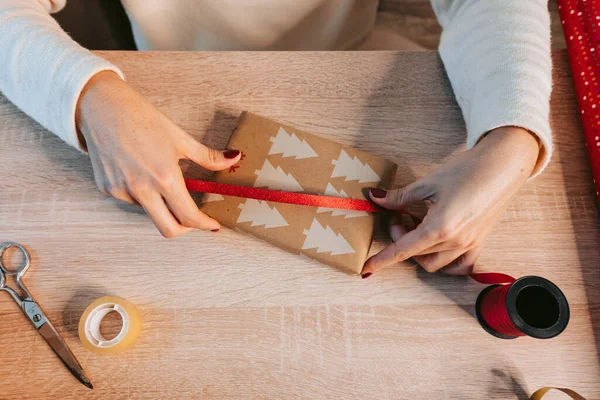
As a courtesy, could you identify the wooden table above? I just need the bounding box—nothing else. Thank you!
[0,51,599,399]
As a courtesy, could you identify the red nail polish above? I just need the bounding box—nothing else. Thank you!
[211,229,219,232]
[223,150,241,159]
[361,272,373,279]
[370,189,387,198]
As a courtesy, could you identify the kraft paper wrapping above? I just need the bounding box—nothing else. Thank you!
[199,112,397,275]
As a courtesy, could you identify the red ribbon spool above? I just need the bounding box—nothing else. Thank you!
[472,274,570,339]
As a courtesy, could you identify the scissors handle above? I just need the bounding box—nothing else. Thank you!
[0,243,33,303]
[0,242,31,277]
[0,243,43,326]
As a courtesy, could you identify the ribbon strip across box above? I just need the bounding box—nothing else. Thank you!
[198,112,397,275]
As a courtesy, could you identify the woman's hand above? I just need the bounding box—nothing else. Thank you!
[76,71,241,238]
[362,127,540,278]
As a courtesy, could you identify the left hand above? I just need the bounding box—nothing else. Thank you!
[361,126,540,278]
[76,71,241,238]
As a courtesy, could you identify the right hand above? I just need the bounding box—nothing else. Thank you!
[362,127,539,277]
[75,71,241,238]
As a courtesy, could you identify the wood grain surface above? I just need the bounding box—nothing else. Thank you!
[0,51,599,399]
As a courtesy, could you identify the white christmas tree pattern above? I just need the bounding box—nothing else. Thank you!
[316,183,369,218]
[254,160,304,192]
[302,218,355,256]
[268,127,318,159]
[237,199,289,228]
[331,150,381,183]
[201,193,225,203]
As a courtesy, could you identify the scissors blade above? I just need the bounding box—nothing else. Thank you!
[37,322,94,389]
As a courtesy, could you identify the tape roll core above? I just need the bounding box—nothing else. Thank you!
[87,303,129,348]
[79,296,141,354]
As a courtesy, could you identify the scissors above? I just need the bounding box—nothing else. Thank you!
[0,242,93,389]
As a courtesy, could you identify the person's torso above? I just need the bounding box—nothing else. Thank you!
[120,0,379,51]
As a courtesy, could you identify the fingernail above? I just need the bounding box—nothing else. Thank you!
[370,189,387,198]
[211,229,219,232]
[361,272,373,279]
[223,150,241,159]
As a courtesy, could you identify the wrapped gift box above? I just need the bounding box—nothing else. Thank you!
[199,112,397,275]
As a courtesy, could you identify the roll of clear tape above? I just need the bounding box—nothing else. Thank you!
[78,296,141,354]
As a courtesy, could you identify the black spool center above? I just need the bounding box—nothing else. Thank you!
[515,285,560,329]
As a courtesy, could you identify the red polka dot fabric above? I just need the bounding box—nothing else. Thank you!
[559,0,600,203]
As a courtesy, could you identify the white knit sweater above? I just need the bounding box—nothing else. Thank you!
[0,0,552,175]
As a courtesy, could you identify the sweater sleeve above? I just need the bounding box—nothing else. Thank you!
[0,0,124,150]
[431,0,552,177]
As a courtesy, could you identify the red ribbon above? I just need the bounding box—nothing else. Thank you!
[470,272,515,285]
[470,272,524,337]
[479,284,525,337]
[185,179,380,212]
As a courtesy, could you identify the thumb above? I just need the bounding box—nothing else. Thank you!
[186,141,241,171]
[369,181,429,211]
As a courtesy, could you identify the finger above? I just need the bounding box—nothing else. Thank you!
[389,214,408,241]
[411,215,423,228]
[389,213,470,273]
[91,162,113,198]
[411,204,504,256]
[362,216,408,279]
[89,151,109,195]
[440,247,481,275]
[388,215,435,271]
[94,176,109,197]
[412,208,500,256]
[162,175,221,231]
[140,193,194,238]
[416,248,469,273]
[369,181,431,211]
[362,224,439,275]
[413,237,470,256]
[184,140,241,171]
[108,188,139,205]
